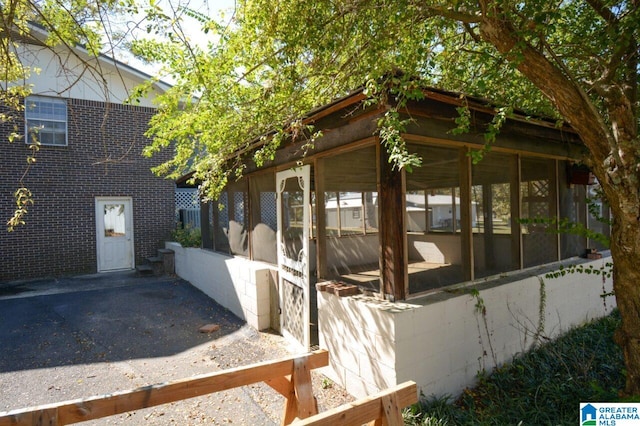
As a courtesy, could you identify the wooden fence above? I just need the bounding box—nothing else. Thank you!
[0,350,417,426]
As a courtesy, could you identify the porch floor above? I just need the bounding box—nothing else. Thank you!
[334,261,464,294]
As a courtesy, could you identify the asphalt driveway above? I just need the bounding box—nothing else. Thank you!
[0,271,301,425]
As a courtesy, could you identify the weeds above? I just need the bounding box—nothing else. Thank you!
[170,223,201,248]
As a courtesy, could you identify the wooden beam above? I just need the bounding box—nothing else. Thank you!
[402,133,580,161]
[291,381,417,426]
[459,149,473,282]
[304,92,368,125]
[0,350,328,426]
[266,375,293,397]
[380,392,404,425]
[377,140,406,301]
[200,201,213,249]
[292,355,317,419]
[515,155,524,270]
[315,158,327,279]
[282,355,319,424]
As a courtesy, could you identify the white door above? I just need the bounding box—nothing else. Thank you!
[276,165,311,350]
[96,197,134,272]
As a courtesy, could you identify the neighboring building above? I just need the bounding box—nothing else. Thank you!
[168,86,614,399]
[0,26,175,282]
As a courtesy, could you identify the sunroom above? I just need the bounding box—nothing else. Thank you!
[169,87,613,398]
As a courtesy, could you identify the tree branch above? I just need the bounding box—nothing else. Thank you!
[585,0,619,25]
[423,5,481,24]
[476,1,613,168]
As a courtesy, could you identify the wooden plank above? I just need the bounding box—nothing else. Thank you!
[291,381,418,426]
[281,383,298,426]
[380,392,404,426]
[292,356,317,419]
[0,350,328,426]
[281,360,298,425]
[266,375,293,397]
[281,354,318,425]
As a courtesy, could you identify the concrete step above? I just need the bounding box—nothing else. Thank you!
[135,249,175,278]
[145,256,164,276]
[135,264,154,276]
[157,248,175,275]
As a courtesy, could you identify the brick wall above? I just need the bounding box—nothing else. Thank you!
[0,98,175,282]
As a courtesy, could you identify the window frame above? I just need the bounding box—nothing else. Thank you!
[25,96,68,147]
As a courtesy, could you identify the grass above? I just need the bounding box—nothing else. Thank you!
[405,310,624,425]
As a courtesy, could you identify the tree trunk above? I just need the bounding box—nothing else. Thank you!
[478,9,640,395]
[610,205,640,395]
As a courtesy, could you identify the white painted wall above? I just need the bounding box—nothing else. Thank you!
[325,234,379,271]
[168,241,615,400]
[318,256,615,399]
[166,242,275,331]
[17,44,165,107]
[407,233,462,264]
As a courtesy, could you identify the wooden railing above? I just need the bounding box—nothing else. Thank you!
[0,349,417,426]
[292,381,417,426]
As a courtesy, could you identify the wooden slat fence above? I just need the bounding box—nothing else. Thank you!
[0,349,417,426]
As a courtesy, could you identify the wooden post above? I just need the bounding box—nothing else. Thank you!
[200,201,213,249]
[281,356,318,424]
[315,159,327,279]
[377,140,406,301]
[459,149,473,282]
[513,155,523,270]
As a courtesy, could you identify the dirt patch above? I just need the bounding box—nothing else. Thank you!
[206,329,355,421]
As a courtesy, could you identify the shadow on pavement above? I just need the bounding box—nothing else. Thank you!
[0,272,245,373]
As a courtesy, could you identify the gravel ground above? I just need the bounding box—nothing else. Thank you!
[0,274,354,425]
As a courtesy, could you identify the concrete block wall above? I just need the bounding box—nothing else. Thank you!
[167,242,274,330]
[319,256,615,399]
[166,243,614,399]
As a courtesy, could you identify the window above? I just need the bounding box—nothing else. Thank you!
[25,96,68,146]
[586,181,611,251]
[249,173,277,264]
[322,146,378,238]
[521,157,559,267]
[324,191,377,236]
[319,146,379,287]
[405,144,464,293]
[472,152,519,278]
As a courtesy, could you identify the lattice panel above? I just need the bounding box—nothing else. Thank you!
[233,191,247,226]
[523,179,555,266]
[175,189,199,210]
[530,180,549,197]
[218,192,229,226]
[175,189,200,222]
[260,192,277,230]
[529,180,550,218]
[282,279,305,345]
